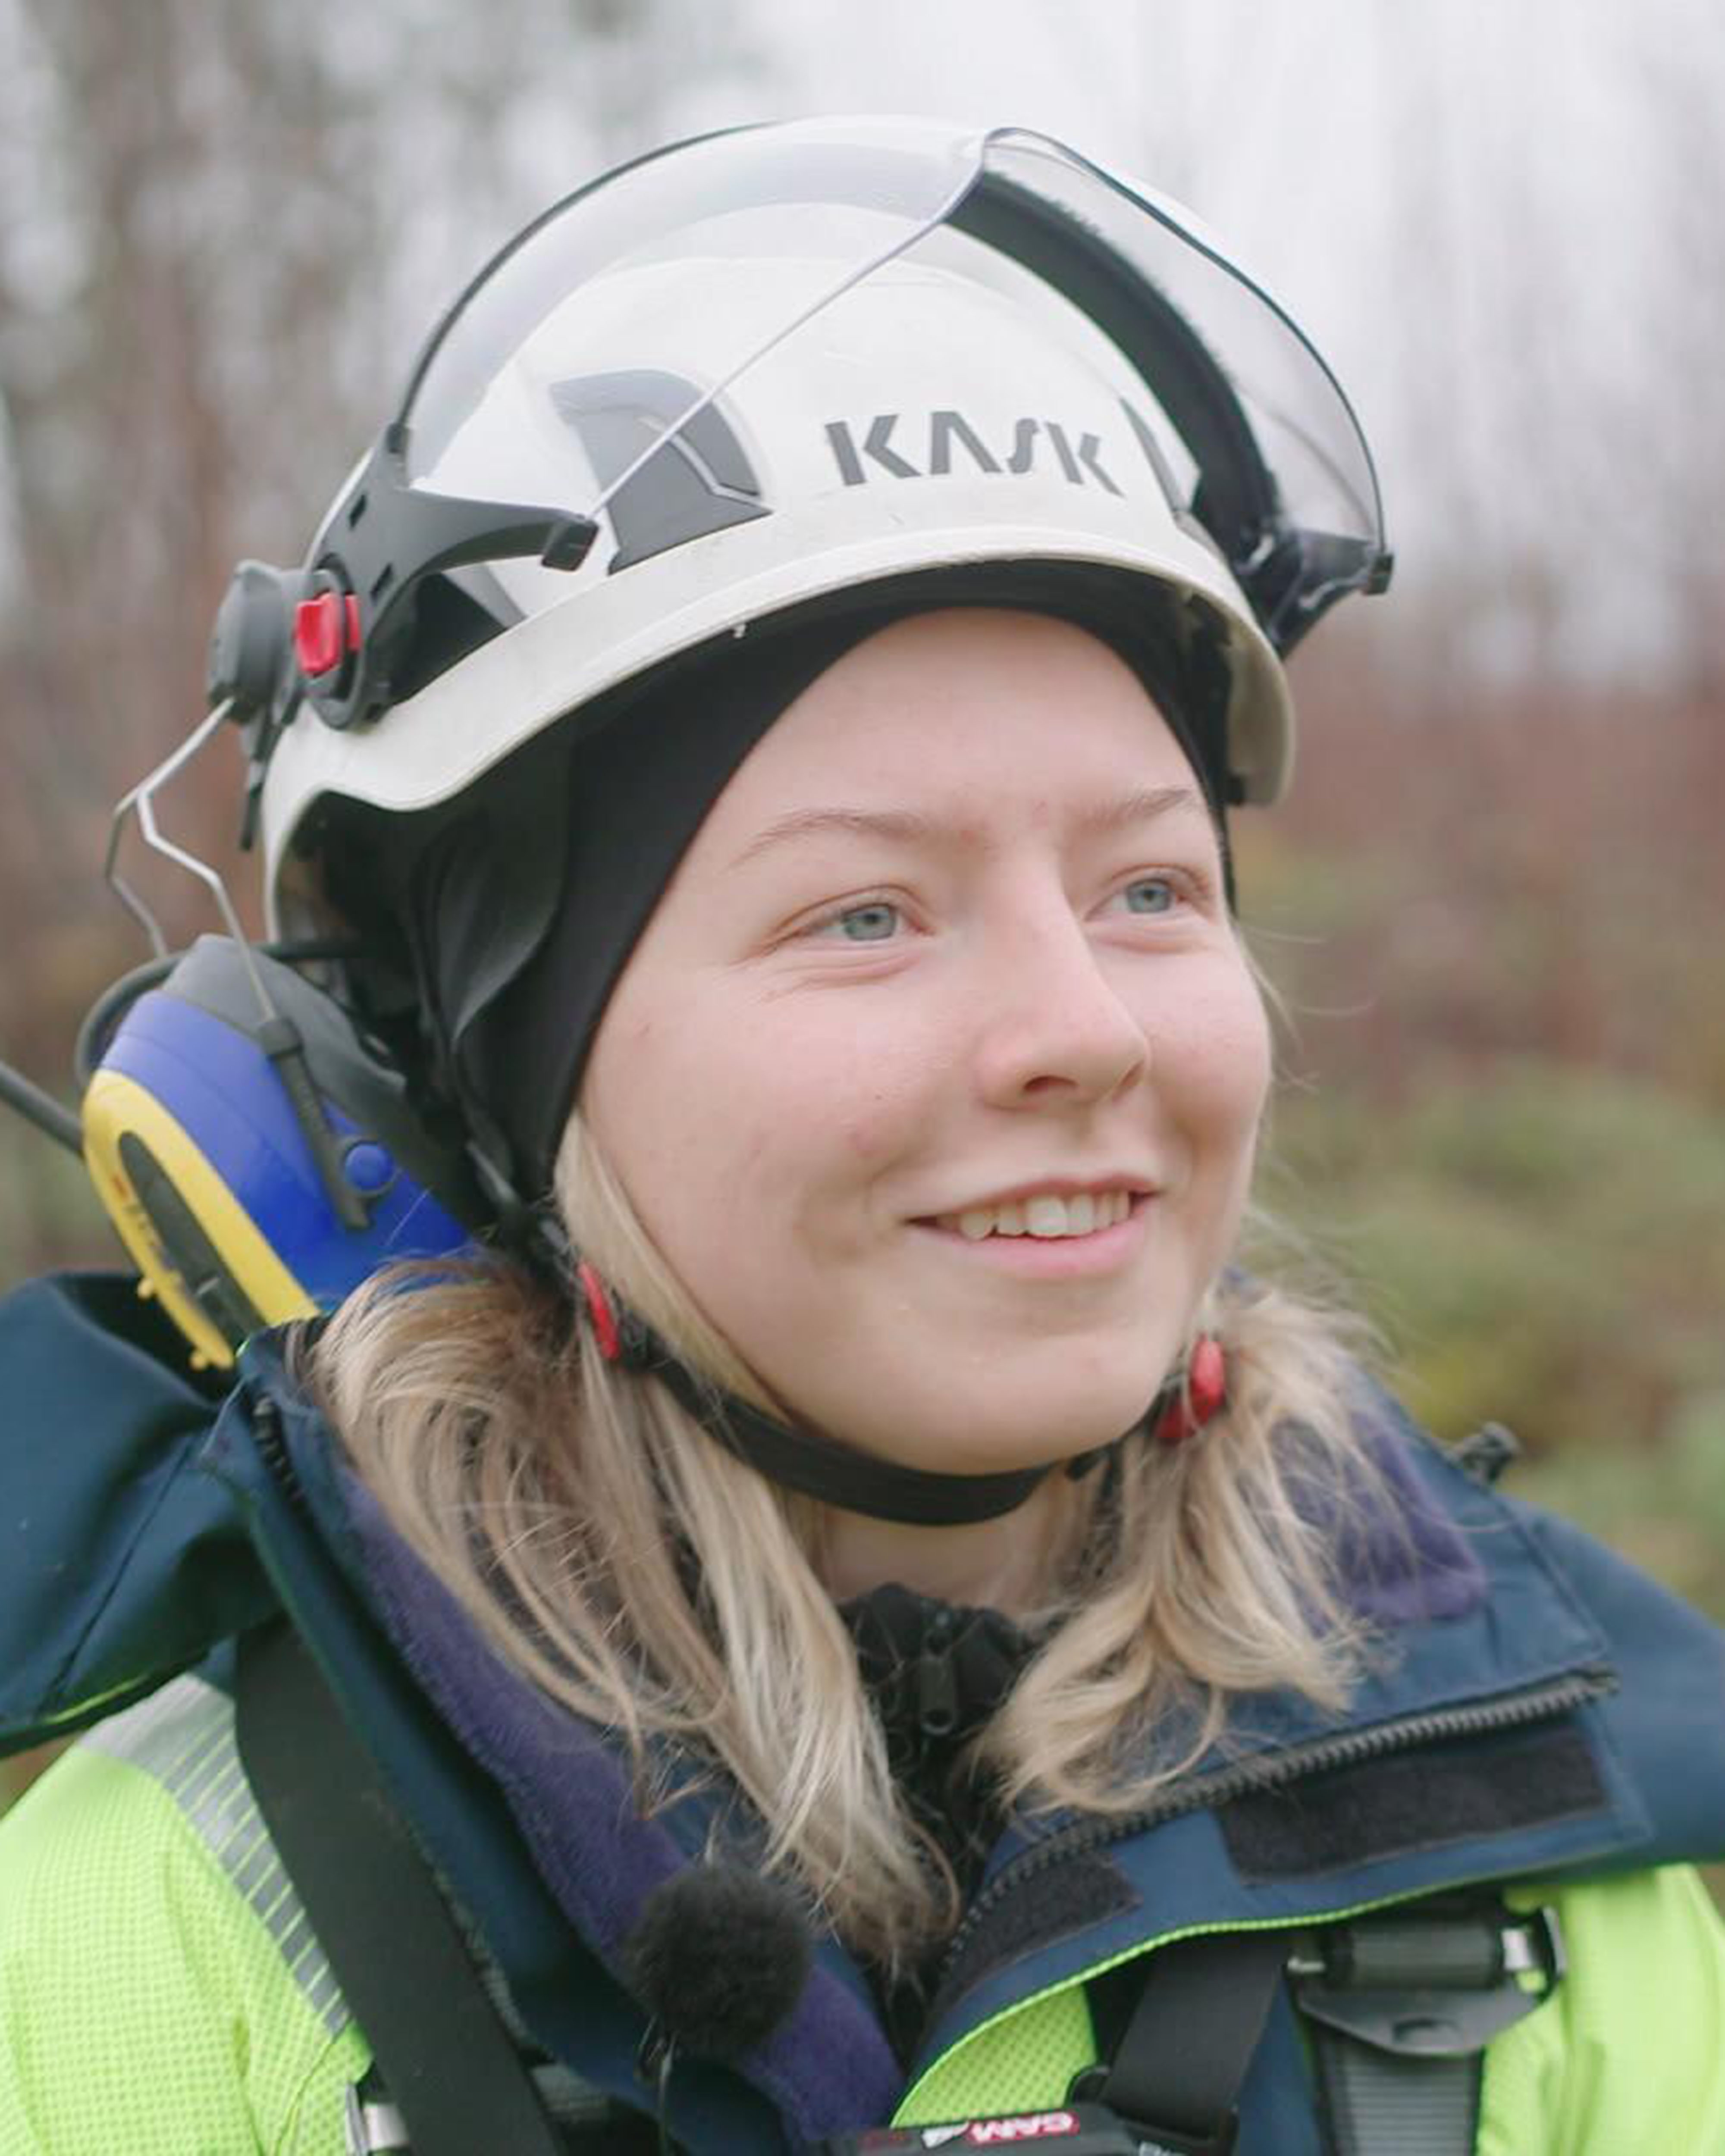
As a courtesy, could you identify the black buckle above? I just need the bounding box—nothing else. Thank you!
[1291,1902,1564,2058]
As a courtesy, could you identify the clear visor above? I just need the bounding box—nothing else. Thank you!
[398,117,1388,648]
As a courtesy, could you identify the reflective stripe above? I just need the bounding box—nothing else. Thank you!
[87,1673,350,2037]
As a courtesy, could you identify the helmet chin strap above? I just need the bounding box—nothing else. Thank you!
[573,1259,1217,1529]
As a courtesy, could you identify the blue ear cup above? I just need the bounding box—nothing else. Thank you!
[80,937,480,1369]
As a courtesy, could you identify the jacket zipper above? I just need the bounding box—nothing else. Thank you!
[931,1663,1618,2003]
[251,1394,311,1516]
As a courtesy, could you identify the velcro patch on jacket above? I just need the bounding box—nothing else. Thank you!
[930,1854,1139,2023]
[1218,1722,1608,1883]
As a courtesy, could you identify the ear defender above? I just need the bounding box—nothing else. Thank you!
[80,937,480,1370]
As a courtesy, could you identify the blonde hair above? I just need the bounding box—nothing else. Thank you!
[298,1111,1395,1974]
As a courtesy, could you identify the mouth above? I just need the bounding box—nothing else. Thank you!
[909,1185,1153,1280]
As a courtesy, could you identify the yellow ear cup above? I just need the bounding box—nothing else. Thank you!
[82,1068,317,1371]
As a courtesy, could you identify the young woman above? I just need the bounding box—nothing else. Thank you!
[1,119,1722,2156]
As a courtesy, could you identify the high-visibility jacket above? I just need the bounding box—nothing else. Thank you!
[1,1272,1723,2154]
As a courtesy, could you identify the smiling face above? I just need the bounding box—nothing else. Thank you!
[581,608,1273,1476]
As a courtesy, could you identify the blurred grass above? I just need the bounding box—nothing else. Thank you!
[1244,798,1725,1629]
[1261,1062,1725,1617]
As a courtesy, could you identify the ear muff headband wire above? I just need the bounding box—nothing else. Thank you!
[102,703,371,1228]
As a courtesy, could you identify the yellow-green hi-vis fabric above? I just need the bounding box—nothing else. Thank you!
[0,1678,367,2154]
[3,1680,1725,2153]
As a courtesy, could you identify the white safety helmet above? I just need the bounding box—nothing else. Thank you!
[204,117,1390,946]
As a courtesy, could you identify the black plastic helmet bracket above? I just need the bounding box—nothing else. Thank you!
[303,426,597,732]
[206,426,600,832]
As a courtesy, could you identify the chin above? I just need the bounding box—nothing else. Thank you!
[879,1379,1164,1479]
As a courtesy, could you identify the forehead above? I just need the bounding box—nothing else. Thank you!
[705,608,1199,830]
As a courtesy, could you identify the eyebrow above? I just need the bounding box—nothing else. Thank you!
[730,785,1207,869]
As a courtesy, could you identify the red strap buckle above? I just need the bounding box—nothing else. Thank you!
[576,1261,624,1363]
[1154,1335,1228,1445]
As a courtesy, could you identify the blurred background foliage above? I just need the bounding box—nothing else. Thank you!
[1241,633,1725,1628]
[2,0,1722,1830]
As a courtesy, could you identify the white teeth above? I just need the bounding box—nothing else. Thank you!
[938,1189,1136,1239]
[1025,1194,1068,1237]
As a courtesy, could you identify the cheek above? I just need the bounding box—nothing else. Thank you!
[1168,970,1273,1154]
[831,1071,925,1168]
[590,978,925,1255]
[747,1046,938,1250]
[584,994,718,1217]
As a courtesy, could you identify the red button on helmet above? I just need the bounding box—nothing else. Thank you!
[293,591,361,679]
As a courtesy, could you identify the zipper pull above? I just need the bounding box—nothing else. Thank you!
[916,1627,960,1739]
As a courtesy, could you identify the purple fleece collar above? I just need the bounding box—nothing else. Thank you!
[335,1460,902,2140]
[1333,1414,1486,1624]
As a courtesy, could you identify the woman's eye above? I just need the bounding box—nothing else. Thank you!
[815,899,903,942]
[1117,875,1178,915]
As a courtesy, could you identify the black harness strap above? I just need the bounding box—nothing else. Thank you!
[1293,1901,1564,2156]
[1073,1929,1289,2154]
[1308,2042,1484,2156]
[235,1620,568,2156]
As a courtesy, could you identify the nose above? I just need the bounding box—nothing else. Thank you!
[968,897,1149,1112]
